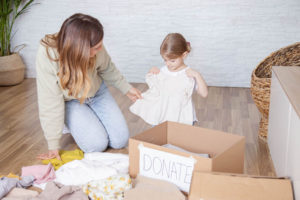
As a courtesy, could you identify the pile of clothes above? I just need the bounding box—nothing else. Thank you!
[1,149,186,200]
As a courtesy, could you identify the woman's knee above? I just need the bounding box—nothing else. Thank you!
[80,136,109,153]
[109,129,129,149]
[65,100,110,152]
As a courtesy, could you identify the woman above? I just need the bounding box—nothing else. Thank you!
[36,13,142,160]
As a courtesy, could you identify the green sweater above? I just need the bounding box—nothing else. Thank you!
[36,41,132,150]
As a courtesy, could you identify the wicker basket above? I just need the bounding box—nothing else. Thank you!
[251,42,300,140]
[0,53,25,86]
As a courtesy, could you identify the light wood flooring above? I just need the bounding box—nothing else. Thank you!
[0,79,275,176]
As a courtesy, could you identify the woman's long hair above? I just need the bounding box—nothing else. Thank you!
[42,13,104,103]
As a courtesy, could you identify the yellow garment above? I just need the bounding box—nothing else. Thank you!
[0,173,20,179]
[42,149,84,170]
[82,174,132,200]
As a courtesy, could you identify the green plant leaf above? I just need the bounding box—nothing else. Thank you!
[0,0,36,56]
[15,0,35,19]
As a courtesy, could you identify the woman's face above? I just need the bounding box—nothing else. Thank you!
[90,40,103,57]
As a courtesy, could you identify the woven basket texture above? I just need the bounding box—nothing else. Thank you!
[251,42,300,139]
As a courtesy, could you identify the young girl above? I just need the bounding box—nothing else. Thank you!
[130,33,208,125]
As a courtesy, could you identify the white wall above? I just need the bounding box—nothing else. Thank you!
[12,0,300,87]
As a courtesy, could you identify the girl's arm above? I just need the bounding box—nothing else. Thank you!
[186,68,208,98]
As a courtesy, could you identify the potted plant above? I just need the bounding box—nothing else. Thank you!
[0,0,35,86]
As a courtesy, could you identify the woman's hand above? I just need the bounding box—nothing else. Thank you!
[126,87,142,102]
[148,67,160,74]
[37,149,61,160]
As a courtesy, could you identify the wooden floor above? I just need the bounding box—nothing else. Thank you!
[0,79,275,176]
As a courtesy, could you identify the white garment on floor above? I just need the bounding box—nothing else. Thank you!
[84,152,129,174]
[130,66,196,125]
[55,160,117,186]
[33,182,47,190]
[51,152,128,186]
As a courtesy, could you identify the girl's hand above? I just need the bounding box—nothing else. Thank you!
[148,67,160,74]
[126,87,142,102]
[37,149,61,160]
[185,68,199,78]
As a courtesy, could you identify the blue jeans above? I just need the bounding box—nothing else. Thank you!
[65,83,129,153]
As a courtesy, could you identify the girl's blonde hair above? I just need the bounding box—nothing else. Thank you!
[160,33,191,59]
[41,13,104,103]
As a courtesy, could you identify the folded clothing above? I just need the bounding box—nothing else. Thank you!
[55,152,129,186]
[0,176,35,199]
[32,181,88,200]
[2,187,39,200]
[21,163,55,184]
[84,152,129,174]
[42,149,84,170]
[83,174,132,200]
[163,143,210,158]
[124,175,185,200]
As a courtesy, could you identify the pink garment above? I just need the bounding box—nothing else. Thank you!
[21,164,56,184]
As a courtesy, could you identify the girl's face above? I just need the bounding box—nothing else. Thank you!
[162,52,187,71]
[90,40,103,57]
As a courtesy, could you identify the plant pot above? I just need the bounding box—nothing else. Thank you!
[0,53,25,86]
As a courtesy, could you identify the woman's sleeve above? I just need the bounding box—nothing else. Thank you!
[97,46,132,94]
[35,44,65,150]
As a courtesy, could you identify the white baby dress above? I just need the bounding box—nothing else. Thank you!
[130,66,197,125]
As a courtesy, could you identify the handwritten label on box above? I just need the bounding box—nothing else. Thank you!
[138,143,196,193]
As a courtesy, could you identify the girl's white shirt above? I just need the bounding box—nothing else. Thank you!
[130,66,197,125]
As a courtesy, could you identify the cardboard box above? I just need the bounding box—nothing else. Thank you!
[129,121,245,193]
[189,171,294,200]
